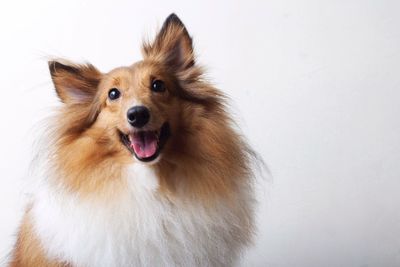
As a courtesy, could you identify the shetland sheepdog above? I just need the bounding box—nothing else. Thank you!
[10,14,256,267]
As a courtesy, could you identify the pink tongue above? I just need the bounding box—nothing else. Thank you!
[130,132,158,158]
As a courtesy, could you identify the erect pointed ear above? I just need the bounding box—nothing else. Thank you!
[142,14,195,72]
[48,60,102,104]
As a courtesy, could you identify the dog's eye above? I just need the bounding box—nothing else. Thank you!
[151,80,165,93]
[108,88,121,100]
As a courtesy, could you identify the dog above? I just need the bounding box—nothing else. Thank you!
[9,14,256,267]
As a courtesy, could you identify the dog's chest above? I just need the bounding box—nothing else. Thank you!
[32,164,240,267]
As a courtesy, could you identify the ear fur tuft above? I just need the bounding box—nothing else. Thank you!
[48,60,102,104]
[142,14,195,72]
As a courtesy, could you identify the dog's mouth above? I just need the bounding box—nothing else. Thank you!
[119,122,170,162]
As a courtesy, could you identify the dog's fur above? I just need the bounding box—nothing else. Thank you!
[9,14,256,267]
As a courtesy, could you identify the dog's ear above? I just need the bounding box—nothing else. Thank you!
[142,14,195,72]
[48,60,102,104]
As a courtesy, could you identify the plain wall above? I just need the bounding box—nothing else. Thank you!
[1,0,400,266]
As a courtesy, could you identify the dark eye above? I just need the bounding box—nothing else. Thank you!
[108,88,121,100]
[151,80,165,92]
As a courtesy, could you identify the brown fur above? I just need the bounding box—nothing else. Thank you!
[9,208,70,267]
[10,14,255,266]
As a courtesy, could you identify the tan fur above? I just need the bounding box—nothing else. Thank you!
[10,14,255,266]
[10,208,70,267]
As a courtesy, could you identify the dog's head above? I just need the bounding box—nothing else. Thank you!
[47,14,254,200]
[49,14,220,165]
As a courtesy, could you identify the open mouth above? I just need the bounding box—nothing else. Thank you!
[119,122,170,162]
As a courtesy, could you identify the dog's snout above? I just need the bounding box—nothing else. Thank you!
[127,106,150,128]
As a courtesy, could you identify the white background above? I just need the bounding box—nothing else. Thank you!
[1,1,400,266]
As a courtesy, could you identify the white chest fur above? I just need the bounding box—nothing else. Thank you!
[31,163,251,267]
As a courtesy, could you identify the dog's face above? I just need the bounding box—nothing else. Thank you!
[95,62,179,163]
[49,14,200,164]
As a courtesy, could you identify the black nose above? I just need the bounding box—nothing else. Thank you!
[127,106,150,128]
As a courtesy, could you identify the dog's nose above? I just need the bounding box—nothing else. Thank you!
[127,106,150,128]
